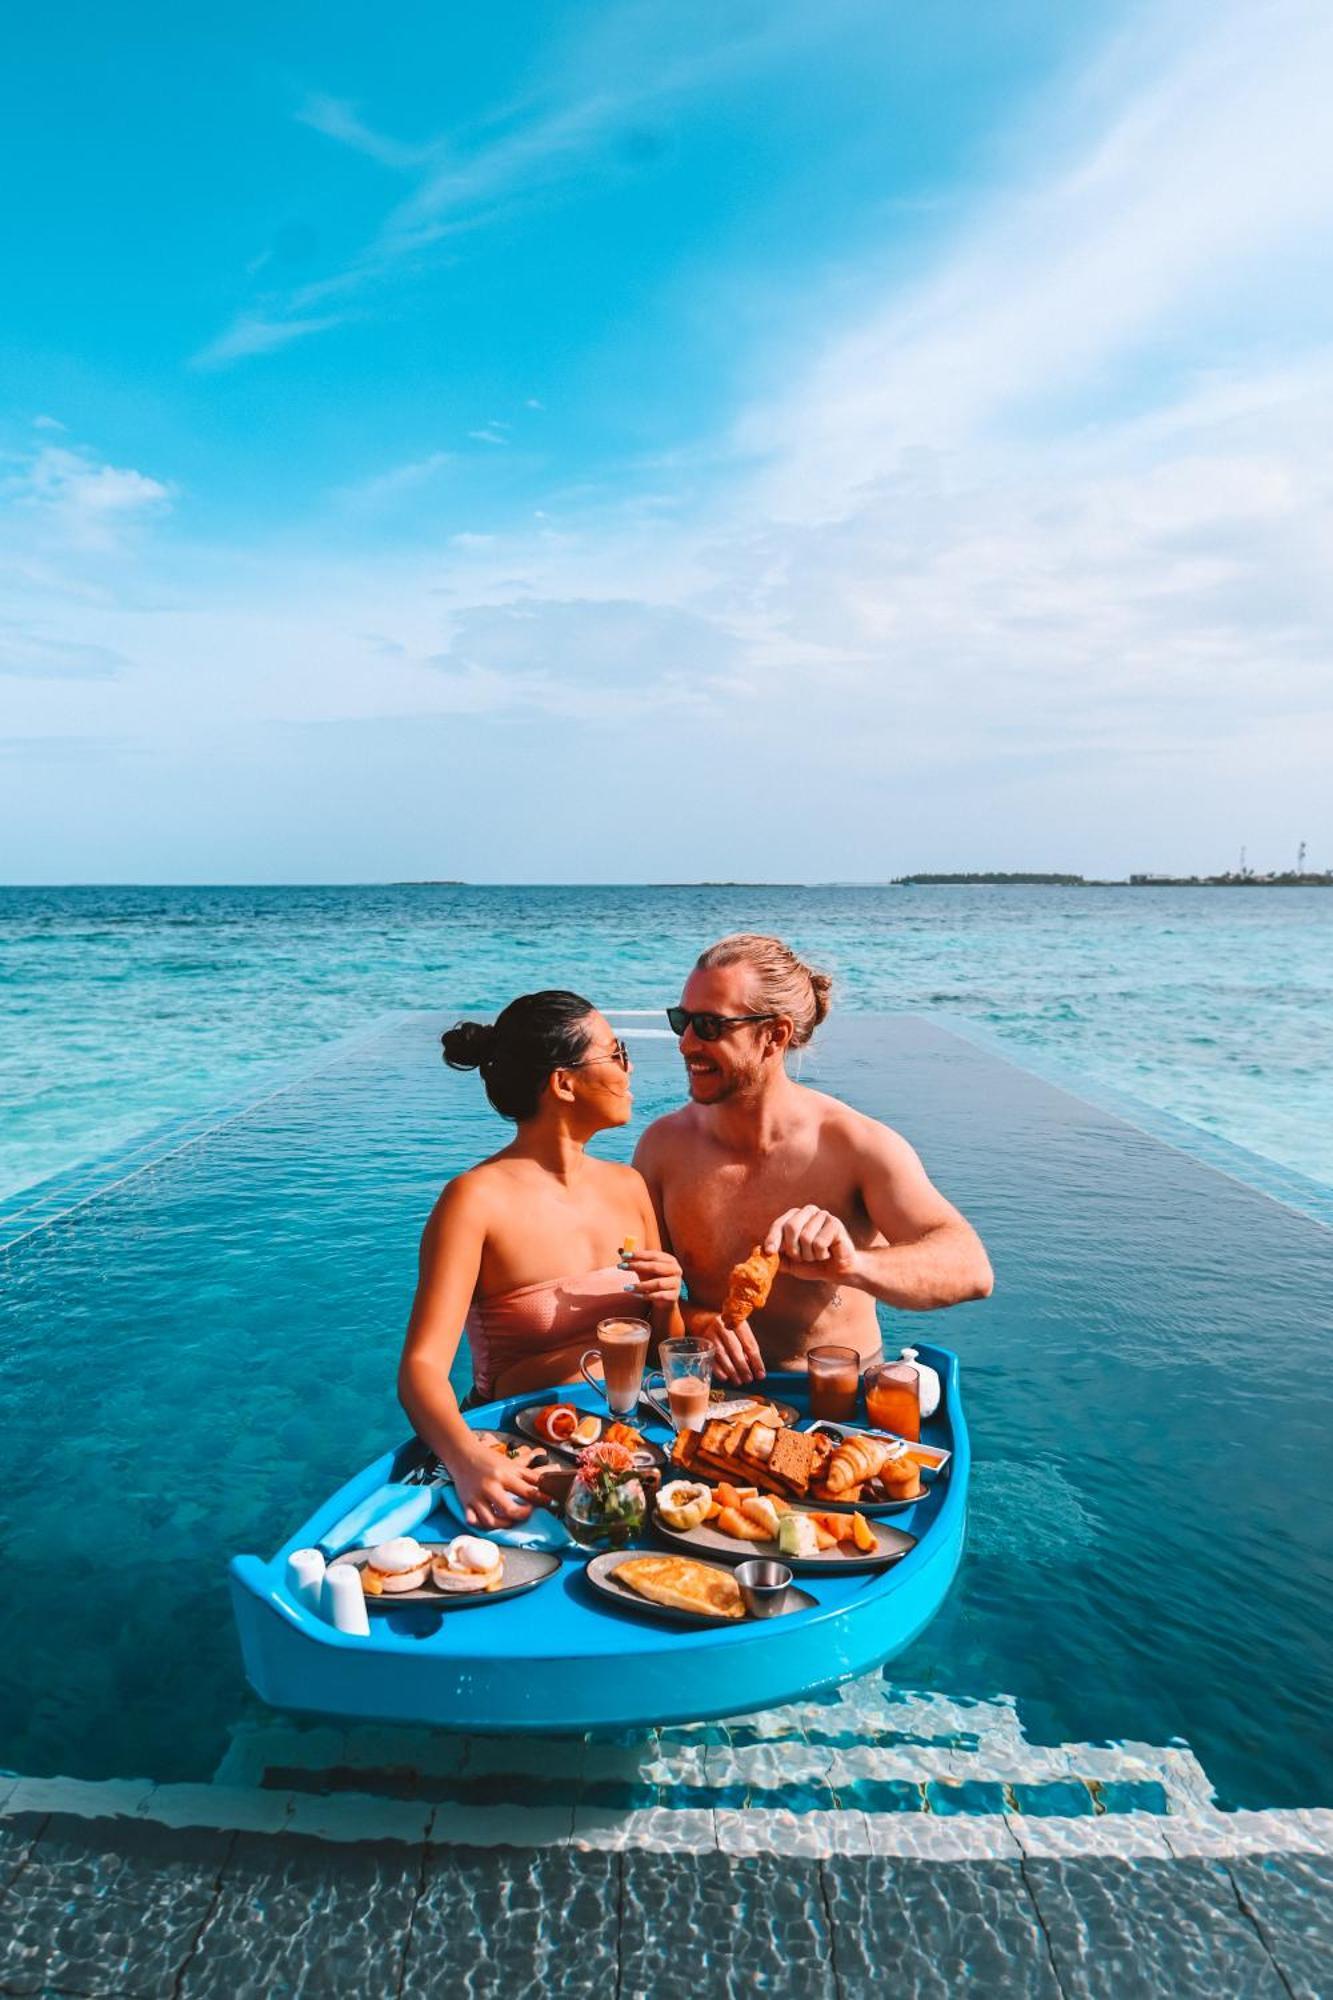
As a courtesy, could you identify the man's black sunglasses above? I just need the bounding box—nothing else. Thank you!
[666,1007,777,1041]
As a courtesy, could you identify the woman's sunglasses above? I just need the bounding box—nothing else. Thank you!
[565,1037,631,1071]
[665,1008,777,1042]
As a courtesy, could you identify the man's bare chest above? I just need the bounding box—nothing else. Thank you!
[665,1152,865,1279]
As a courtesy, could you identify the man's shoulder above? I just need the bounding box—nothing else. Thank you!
[797,1084,912,1159]
[635,1104,702,1160]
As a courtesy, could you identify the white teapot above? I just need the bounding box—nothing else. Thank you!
[899,1346,941,1419]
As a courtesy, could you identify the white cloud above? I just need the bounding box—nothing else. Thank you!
[8,0,1333,879]
[333,451,455,510]
[295,93,429,171]
[191,310,349,369]
[2,444,171,550]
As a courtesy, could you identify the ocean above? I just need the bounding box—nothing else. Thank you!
[3,883,1329,1201]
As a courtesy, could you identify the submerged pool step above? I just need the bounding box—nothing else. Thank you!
[214,1680,1216,1821]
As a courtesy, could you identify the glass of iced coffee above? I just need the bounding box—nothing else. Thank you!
[580,1317,652,1418]
[806,1343,861,1424]
[646,1337,714,1433]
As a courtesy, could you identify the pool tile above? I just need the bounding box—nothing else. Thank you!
[1230,1852,1333,2000]
[571,1804,716,1852]
[823,1855,1061,1998]
[1023,1855,1291,1998]
[864,1815,1023,1860]
[403,1844,618,1996]
[619,1850,837,2000]
[427,1800,575,1847]
[0,1813,50,1894]
[283,1790,433,1845]
[714,1807,871,1856]
[927,1778,1010,1816]
[1011,1778,1097,1818]
[181,1830,421,1999]
[1008,1811,1174,1859]
[1164,1810,1332,1859]
[0,1813,232,1997]
[2,1774,156,1822]
[139,1781,294,1834]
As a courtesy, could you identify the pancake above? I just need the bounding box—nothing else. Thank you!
[614,1554,744,1620]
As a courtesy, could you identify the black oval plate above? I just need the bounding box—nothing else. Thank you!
[512,1406,666,1471]
[584,1549,817,1627]
[653,1507,915,1574]
[329,1542,560,1610]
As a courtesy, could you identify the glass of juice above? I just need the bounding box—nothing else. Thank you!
[864,1360,920,1441]
[580,1318,652,1418]
[646,1338,714,1432]
[806,1344,860,1424]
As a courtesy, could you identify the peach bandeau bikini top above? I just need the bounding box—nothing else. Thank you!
[464,1267,649,1401]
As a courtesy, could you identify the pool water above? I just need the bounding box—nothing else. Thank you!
[1,1012,1330,1810]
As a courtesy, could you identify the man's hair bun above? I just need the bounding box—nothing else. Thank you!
[441,1019,498,1071]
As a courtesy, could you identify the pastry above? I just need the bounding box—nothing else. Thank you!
[815,1435,906,1500]
[720,1245,781,1329]
[431,1536,505,1594]
[360,1537,430,1596]
[614,1555,743,1619]
[656,1480,713,1532]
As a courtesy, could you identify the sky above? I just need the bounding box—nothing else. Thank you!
[2,0,1331,883]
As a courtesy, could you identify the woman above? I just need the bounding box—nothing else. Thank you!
[399,990,683,1529]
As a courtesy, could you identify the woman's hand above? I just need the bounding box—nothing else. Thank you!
[689,1309,766,1385]
[451,1445,546,1530]
[621,1248,683,1313]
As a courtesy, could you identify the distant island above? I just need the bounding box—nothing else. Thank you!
[894,871,1331,888]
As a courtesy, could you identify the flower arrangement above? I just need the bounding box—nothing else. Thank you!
[564,1440,647,1547]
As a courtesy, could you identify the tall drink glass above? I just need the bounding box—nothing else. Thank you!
[864,1360,920,1441]
[807,1344,860,1424]
[580,1317,651,1418]
[646,1338,714,1432]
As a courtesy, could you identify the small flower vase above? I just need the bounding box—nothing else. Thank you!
[563,1442,648,1549]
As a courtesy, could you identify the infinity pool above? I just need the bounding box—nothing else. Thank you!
[1,1013,1330,1809]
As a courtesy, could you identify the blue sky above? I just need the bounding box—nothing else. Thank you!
[2,0,1330,881]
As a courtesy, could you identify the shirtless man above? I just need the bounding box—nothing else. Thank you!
[634,934,993,1383]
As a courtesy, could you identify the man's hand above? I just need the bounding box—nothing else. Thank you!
[689,1309,766,1385]
[763,1205,859,1283]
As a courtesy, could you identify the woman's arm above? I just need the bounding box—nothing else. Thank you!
[398,1178,546,1528]
[622,1170,684,1347]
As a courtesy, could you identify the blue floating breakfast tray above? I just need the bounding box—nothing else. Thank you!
[228,1343,968,1734]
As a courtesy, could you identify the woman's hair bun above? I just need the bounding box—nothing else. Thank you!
[808,968,833,1031]
[441,1019,497,1071]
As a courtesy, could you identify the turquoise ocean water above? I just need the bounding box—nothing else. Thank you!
[3,883,1331,1201]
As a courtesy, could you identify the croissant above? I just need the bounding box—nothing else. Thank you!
[818,1435,902,1498]
[720,1246,781,1329]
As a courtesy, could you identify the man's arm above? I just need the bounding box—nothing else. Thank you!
[763,1120,993,1312]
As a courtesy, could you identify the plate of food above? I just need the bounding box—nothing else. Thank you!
[513,1404,666,1470]
[804,1421,950,1476]
[651,1479,915,1572]
[329,1536,561,1609]
[584,1549,817,1627]
[670,1412,931,1514]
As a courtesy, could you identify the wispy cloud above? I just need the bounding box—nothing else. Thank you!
[294,92,430,171]
[2,443,171,549]
[0,623,126,679]
[192,310,350,370]
[333,451,455,510]
[196,0,858,368]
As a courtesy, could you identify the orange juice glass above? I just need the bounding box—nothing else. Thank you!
[864,1361,920,1441]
